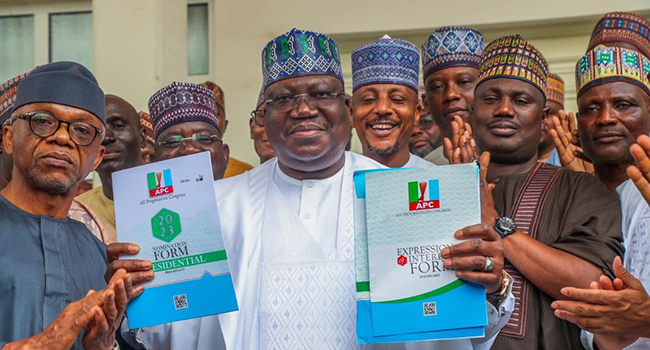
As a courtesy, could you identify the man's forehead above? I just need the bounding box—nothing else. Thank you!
[426,66,479,82]
[265,74,342,94]
[477,78,542,97]
[15,102,98,123]
[579,81,649,103]
[157,121,218,137]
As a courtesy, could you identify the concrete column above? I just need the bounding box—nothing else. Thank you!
[92,0,187,112]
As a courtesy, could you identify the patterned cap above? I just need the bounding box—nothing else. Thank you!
[421,26,485,81]
[148,82,220,138]
[546,73,565,106]
[138,111,155,144]
[477,35,549,97]
[588,12,650,60]
[200,81,225,113]
[351,35,419,92]
[262,28,343,91]
[576,44,650,98]
[0,71,31,126]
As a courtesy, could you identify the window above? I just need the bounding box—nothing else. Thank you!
[187,3,209,75]
[0,15,35,82]
[49,11,93,71]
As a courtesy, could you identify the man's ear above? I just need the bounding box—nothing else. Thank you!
[421,92,429,110]
[3,124,14,157]
[139,126,147,149]
[414,101,422,126]
[222,143,230,165]
[92,146,105,171]
[541,105,550,127]
[345,94,353,126]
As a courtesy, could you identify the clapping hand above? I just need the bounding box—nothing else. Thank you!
[443,115,478,164]
[552,257,650,350]
[627,134,650,206]
[549,110,594,173]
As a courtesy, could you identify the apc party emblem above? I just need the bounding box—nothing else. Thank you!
[408,180,440,211]
[148,169,174,197]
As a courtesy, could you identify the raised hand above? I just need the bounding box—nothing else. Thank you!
[443,115,478,164]
[549,110,593,172]
[627,134,650,206]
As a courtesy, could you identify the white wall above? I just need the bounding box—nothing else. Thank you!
[2,0,649,164]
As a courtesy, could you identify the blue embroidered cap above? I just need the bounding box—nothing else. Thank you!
[262,28,343,91]
[351,35,419,92]
[421,26,485,81]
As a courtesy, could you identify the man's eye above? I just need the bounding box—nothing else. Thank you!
[515,98,529,105]
[195,135,213,143]
[33,117,53,125]
[313,92,331,99]
[616,102,632,109]
[274,96,293,103]
[73,125,92,135]
[484,96,498,103]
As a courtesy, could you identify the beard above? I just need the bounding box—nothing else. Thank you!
[411,145,435,158]
[27,166,79,194]
[368,143,401,157]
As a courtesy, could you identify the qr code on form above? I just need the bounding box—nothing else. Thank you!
[423,301,437,316]
[174,294,188,310]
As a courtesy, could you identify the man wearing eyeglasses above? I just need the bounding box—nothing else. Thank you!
[249,88,276,164]
[409,87,443,159]
[73,94,146,244]
[147,82,230,180]
[109,28,512,350]
[0,62,137,350]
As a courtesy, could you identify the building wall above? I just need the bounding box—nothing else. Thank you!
[2,0,650,165]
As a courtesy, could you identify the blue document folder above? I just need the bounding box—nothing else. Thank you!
[113,152,238,329]
[353,165,487,343]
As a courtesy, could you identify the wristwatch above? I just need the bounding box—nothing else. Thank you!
[487,270,512,304]
[494,216,517,238]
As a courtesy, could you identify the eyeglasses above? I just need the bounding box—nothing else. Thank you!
[417,114,435,128]
[250,109,264,126]
[16,111,103,147]
[262,92,345,124]
[157,133,222,153]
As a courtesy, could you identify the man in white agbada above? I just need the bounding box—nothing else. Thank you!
[550,44,650,350]
[350,35,432,169]
[111,28,513,350]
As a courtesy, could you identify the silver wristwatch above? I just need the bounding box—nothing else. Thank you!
[494,216,517,238]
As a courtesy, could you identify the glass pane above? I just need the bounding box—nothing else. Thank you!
[50,12,93,71]
[188,4,209,75]
[0,15,35,83]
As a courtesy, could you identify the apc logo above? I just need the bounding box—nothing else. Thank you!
[408,180,440,211]
[148,169,174,197]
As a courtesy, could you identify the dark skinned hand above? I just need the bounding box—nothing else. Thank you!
[83,269,137,350]
[105,242,154,297]
[2,270,132,350]
[552,256,650,346]
[443,115,478,164]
